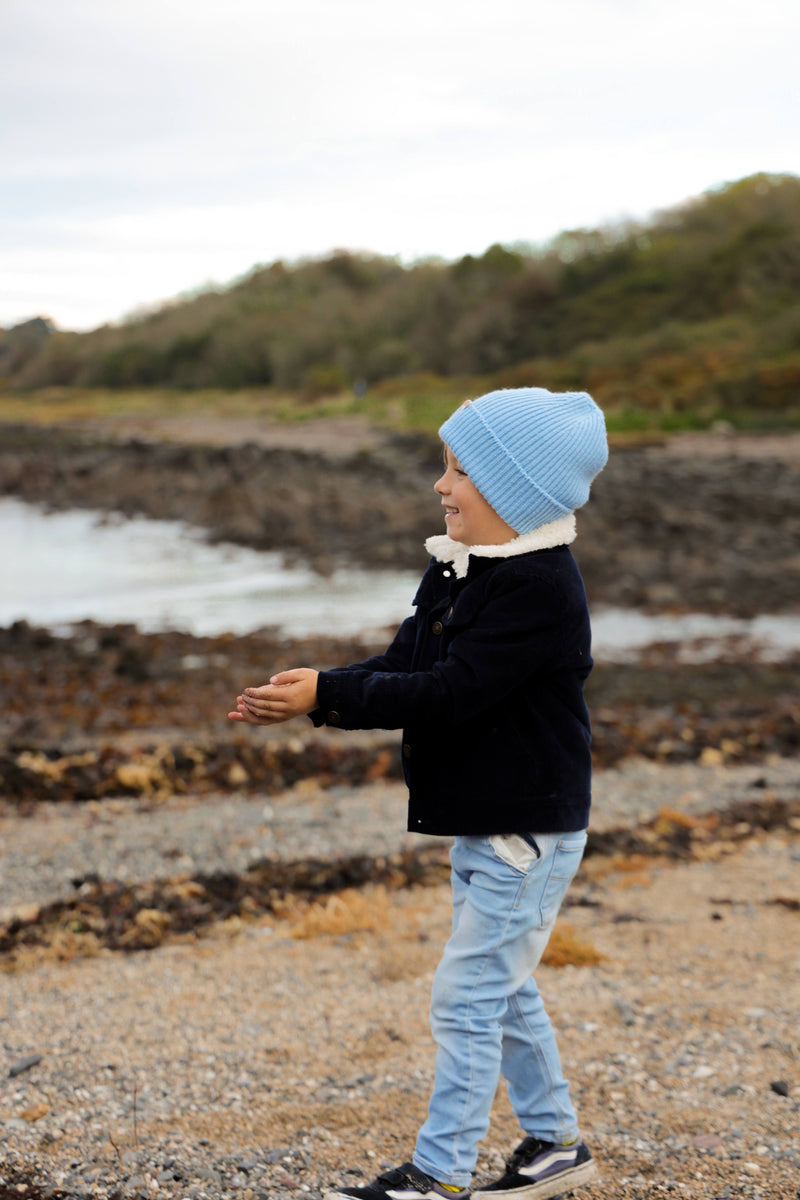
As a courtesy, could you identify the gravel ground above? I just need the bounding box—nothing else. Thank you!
[2,757,800,913]
[2,756,800,1200]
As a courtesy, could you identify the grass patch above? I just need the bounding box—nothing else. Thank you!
[542,921,608,967]
[2,382,799,438]
[283,885,392,939]
[0,385,299,425]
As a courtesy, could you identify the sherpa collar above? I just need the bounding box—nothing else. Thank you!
[424,514,577,580]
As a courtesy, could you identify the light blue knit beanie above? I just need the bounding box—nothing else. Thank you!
[439,387,608,534]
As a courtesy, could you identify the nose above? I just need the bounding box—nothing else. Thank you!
[434,471,448,496]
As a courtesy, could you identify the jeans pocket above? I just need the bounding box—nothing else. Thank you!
[539,833,587,925]
[489,833,540,874]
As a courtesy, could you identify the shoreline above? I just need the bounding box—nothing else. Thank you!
[1,420,799,614]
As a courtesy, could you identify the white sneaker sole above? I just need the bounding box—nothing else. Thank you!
[472,1155,598,1199]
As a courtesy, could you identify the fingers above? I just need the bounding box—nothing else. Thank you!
[227,704,286,726]
[242,688,291,714]
[229,690,292,724]
[227,697,260,723]
[230,668,316,727]
[269,668,305,685]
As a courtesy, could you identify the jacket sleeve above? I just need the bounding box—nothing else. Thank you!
[307,611,418,727]
[314,568,574,731]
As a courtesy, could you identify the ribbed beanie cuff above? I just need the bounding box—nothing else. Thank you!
[439,387,608,534]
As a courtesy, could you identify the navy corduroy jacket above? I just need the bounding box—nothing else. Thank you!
[311,540,594,836]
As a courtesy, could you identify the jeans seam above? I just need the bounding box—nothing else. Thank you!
[455,906,517,1169]
[507,992,577,1142]
[537,855,557,925]
[447,870,521,1175]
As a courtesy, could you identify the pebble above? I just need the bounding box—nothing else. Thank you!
[8,1055,43,1078]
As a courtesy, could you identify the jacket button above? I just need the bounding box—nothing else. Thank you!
[431,620,443,635]
[328,710,341,725]
[402,743,411,759]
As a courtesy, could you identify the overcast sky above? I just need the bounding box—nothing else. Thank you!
[3,0,798,332]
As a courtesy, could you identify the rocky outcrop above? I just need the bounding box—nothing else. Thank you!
[1,423,798,613]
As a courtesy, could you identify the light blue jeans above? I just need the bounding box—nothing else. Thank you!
[413,830,588,1189]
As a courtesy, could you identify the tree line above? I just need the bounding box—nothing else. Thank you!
[3,173,799,426]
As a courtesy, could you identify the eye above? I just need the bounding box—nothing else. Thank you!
[455,468,468,477]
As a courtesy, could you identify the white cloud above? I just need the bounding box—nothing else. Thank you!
[2,0,799,329]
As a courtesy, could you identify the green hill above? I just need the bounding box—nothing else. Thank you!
[4,173,800,430]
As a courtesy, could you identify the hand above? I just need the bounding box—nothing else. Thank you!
[227,668,319,725]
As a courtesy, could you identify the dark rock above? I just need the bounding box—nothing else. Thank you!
[8,1053,43,1077]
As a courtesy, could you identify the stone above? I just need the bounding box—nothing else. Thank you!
[690,1133,725,1152]
[8,1054,43,1078]
[19,1102,50,1122]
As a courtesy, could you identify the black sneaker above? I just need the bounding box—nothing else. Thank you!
[324,1161,470,1200]
[472,1137,597,1199]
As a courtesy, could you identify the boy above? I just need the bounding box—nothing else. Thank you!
[229,387,608,1200]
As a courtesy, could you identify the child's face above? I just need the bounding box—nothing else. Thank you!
[434,445,517,546]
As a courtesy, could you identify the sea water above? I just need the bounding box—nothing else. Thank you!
[0,497,419,638]
[2,497,799,658]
